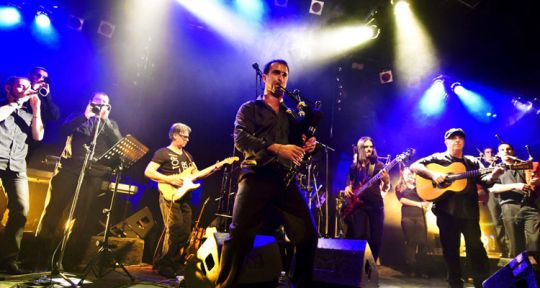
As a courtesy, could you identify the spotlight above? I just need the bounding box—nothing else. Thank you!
[97,20,115,38]
[35,11,51,28]
[379,69,393,84]
[309,0,324,16]
[0,6,22,27]
[67,15,84,31]
[274,0,287,8]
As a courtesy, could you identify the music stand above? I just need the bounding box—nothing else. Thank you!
[78,134,148,284]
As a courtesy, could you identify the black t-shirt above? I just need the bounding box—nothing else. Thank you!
[396,186,424,217]
[348,160,385,206]
[150,147,195,176]
[415,152,487,219]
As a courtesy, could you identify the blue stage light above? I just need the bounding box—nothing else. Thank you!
[234,0,266,22]
[0,6,22,28]
[35,11,51,28]
[419,79,447,116]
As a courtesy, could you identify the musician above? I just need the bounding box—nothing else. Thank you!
[0,77,44,274]
[28,67,60,122]
[411,128,503,288]
[395,166,429,277]
[144,122,198,278]
[342,136,389,262]
[482,146,510,257]
[36,92,121,269]
[215,59,318,288]
[489,143,540,257]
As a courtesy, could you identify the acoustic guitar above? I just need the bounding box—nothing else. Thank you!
[416,161,532,201]
[158,156,239,201]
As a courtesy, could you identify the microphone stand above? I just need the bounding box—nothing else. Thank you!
[52,115,104,285]
[317,141,335,238]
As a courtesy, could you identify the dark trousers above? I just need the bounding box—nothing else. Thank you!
[157,195,192,269]
[0,169,29,263]
[344,204,384,261]
[487,193,509,256]
[401,213,428,272]
[36,167,109,267]
[501,202,540,257]
[215,167,318,288]
[435,209,489,288]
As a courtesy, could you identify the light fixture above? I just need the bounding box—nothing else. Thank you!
[309,0,324,16]
[97,20,115,38]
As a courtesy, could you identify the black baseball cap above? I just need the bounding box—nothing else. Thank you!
[444,128,465,139]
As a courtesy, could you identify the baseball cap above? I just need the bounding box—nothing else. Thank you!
[444,128,465,139]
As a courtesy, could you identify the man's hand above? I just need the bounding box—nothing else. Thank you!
[166,175,184,187]
[431,172,448,184]
[276,144,305,166]
[302,136,316,153]
[343,185,354,198]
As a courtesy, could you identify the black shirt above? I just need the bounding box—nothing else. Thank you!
[60,113,122,171]
[0,100,35,172]
[415,152,488,219]
[348,161,385,206]
[150,147,195,176]
[396,186,424,217]
[495,169,530,205]
[234,99,303,169]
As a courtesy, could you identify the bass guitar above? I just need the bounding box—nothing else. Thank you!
[341,148,415,218]
[416,161,532,201]
[158,156,239,201]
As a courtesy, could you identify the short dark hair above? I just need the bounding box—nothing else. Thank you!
[263,59,289,75]
[30,67,47,74]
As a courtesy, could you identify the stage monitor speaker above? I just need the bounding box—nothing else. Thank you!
[109,206,154,239]
[313,238,378,288]
[483,251,540,288]
[185,232,282,287]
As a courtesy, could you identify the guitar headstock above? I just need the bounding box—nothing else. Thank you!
[222,156,240,165]
[397,148,416,162]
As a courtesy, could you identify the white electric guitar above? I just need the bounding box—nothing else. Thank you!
[158,156,239,201]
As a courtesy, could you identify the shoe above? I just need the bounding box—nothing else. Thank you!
[0,261,25,275]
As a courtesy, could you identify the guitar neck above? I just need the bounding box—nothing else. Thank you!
[448,167,493,181]
[355,158,400,196]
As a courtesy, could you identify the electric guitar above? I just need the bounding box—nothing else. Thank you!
[416,161,532,201]
[158,156,239,201]
[341,148,415,218]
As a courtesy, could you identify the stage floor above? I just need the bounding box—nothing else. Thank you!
[0,264,477,288]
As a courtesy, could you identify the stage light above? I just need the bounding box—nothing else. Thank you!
[379,70,393,84]
[453,84,493,122]
[418,78,447,116]
[0,6,21,28]
[97,20,115,38]
[35,11,51,28]
[67,15,84,31]
[309,0,324,16]
[234,0,266,22]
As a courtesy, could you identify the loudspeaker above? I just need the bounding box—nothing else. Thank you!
[81,236,145,266]
[483,251,540,288]
[185,232,282,287]
[313,238,378,287]
[109,206,154,239]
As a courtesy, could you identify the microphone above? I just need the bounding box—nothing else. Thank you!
[90,103,111,114]
[252,62,262,77]
[525,145,533,161]
[495,134,505,144]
